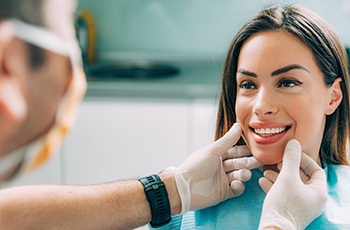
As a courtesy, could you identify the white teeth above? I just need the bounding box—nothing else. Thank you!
[254,127,287,136]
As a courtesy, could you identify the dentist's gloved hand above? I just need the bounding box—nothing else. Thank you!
[168,123,260,214]
[258,139,328,230]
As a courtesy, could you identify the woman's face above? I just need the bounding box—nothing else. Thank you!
[235,30,339,165]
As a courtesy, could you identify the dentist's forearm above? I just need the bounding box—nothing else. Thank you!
[0,170,181,230]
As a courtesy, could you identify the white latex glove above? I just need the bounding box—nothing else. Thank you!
[258,139,328,230]
[168,123,260,214]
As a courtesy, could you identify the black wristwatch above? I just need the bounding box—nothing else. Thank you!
[138,174,172,228]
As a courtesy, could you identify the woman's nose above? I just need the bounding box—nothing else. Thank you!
[252,88,278,117]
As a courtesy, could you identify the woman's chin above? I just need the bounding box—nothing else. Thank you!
[253,152,283,165]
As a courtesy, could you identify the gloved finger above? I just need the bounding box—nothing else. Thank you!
[276,162,282,171]
[222,145,251,160]
[223,157,262,172]
[229,180,245,198]
[300,152,326,187]
[207,123,241,156]
[258,177,273,193]
[263,169,279,183]
[279,139,302,179]
[277,161,310,184]
[299,153,328,207]
[226,169,252,183]
[299,164,311,184]
[300,152,321,177]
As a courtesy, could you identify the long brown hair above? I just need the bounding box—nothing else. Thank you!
[216,5,350,165]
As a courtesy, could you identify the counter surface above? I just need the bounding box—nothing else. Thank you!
[85,59,224,99]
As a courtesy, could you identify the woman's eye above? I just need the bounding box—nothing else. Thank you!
[279,79,302,88]
[239,81,256,89]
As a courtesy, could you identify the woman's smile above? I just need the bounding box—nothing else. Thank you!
[249,124,291,145]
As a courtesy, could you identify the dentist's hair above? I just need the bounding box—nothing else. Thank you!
[216,5,350,165]
[0,0,44,26]
[0,0,45,68]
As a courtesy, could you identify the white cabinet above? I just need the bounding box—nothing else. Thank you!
[62,98,192,184]
[2,98,218,187]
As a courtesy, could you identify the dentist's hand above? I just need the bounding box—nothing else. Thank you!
[258,139,328,230]
[167,123,259,214]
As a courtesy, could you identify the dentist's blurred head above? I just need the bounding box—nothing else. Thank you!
[0,0,86,181]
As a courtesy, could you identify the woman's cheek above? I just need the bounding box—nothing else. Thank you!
[235,98,247,125]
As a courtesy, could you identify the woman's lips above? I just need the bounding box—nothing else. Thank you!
[249,125,291,145]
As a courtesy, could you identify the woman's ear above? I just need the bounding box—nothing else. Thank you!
[0,22,27,137]
[325,77,343,115]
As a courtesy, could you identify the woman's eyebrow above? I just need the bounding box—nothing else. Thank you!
[237,64,310,78]
[237,69,257,77]
[271,64,310,76]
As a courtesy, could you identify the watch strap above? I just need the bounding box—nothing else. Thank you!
[139,174,172,228]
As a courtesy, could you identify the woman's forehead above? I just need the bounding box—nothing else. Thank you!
[238,31,315,69]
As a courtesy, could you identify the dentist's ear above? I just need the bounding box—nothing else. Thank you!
[326,78,343,115]
[0,21,27,150]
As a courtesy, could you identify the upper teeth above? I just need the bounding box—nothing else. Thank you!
[254,127,286,135]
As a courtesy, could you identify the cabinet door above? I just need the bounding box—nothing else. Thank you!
[62,99,190,184]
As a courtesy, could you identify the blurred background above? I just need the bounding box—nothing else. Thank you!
[77,0,350,61]
[5,0,350,188]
